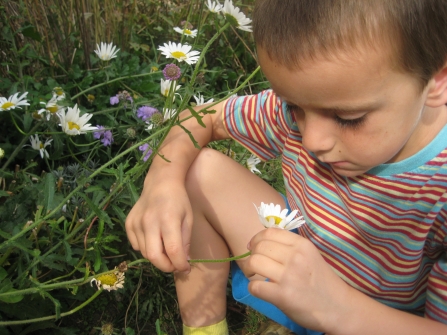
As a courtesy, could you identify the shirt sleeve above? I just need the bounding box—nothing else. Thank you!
[425,229,447,322]
[222,89,295,161]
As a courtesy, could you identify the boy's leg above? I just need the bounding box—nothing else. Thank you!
[176,148,285,327]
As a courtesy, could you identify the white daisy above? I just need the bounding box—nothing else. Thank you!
[58,104,97,135]
[27,134,52,159]
[246,154,261,174]
[193,93,214,106]
[158,42,200,65]
[173,27,198,38]
[222,0,252,32]
[254,202,305,230]
[0,92,30,111]
[52,87,66,101]
[94,42,120,61]
[38,97,64,120]
[160,78,181,98]
[206,0,223,13]
[90,268,125,292]
[163,108,177,122]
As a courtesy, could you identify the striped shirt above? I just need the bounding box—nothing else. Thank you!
[223,89,447,323]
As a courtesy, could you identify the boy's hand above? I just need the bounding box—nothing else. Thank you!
[245,228,351,333]
[125,180,193,273]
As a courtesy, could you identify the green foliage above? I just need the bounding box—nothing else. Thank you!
[0,0,281,334]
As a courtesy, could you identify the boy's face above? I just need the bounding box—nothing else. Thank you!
[258,45,438,177]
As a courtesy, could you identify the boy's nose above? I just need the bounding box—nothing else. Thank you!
[299,113,336,154]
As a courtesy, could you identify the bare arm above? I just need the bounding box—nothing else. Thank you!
[125,100,230,272]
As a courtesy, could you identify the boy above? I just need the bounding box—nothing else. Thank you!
[126,0,447,334]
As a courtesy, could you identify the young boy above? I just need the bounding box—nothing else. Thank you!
[126,0,447,334]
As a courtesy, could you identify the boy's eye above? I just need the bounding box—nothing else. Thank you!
[334,114,366,129]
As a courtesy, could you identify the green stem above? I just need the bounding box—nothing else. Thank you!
[189,251,251,263]
[0,289,103,326]
[70,71,160,100]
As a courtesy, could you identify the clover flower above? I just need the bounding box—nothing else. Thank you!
[139,143,153,162]
[206,0,223,13]
[158,42,200,65]
[193,93,214,106]
[137,106,158,121]
[173,27,198,38]
[90,268,125,292]
[222,0,252,32]
[246,154,261,174]
[59,104,97,136]
[94,42,120,61]
[163,63,182,81]
[0,92,30,111]
[93,125,114,147]
[255,202,305,230]
[27,134,52,159]
[160,79,181,98]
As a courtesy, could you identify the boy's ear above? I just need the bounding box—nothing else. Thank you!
[425,61,447,107]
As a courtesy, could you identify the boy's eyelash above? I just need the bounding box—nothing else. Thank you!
[286,104,366,129]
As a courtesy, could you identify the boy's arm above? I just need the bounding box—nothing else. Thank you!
[125,100,230,273]
[246,228,447,335]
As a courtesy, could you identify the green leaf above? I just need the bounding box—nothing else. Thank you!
[187,106,206,127]
[42,173,56,213]
[179,124,201,149]
[0,288,24,303]
[78,193,112,226]
[0,267,7,282]
[93,249,102,272]
[126,182,140,205]
[62,240,72,262]
[20,25,42,42]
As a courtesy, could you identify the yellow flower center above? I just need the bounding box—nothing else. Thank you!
[172,51,186,59]
[96,273,118,286]
[265,215,283,225]
[68,122,80,130]
[39,143,44,149]
[184,29,192,35]
[1,102,15,109]
[47,105,58,113]
[163,89,169,97]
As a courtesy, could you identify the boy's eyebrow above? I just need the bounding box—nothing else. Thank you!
[285,100,382,113]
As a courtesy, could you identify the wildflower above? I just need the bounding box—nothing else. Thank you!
[38,97,64,120]
[193,93,214,106]
[93,125,114,147]
[173,27,198,38]
[255,202,305,230]
[87,94,95,103]
[222,0,252,32]
[52,87,66,101]
[126,127,136,138]
[0,92,30,111]
[110,95,120,105]
[101,323,114,335]
[59,104,97,136]
[90,268,125,292]
[27,134,52,159]
[158,42,200,65]
[162,108,177,122]
[139,143,153,162]
[160,79,181,98]
[246,154,261,174]
[151,111,164,125]
[94,42,120,61]
[206,0,223,13]
[151,66,159,72]
[163,63,182,81]
[0,148,4,159]
[137,106,158,121]
[220,147,236,160]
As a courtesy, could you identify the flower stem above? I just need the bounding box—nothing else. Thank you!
[189,251,251,263]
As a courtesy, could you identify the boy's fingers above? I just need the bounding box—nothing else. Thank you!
[160,223,191,272]
[248,280,281,307]
[246,253,283,282]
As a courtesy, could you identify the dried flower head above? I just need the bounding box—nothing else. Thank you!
[163,63,182,81]
[90,267,125,292]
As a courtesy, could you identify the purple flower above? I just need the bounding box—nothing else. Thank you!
[93,125,105,139]
[163,63,181,81]
[139,143,153,162]
[137,106,158,121]
[94,125,114,147]
[101,130,114,147]
[110,96,120,105]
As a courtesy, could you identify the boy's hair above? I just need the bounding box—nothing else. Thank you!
[253,0,447,88]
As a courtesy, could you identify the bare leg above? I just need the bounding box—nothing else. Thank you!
[175,148,285,327]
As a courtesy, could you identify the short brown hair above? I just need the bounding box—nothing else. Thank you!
[253,0,447,87]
